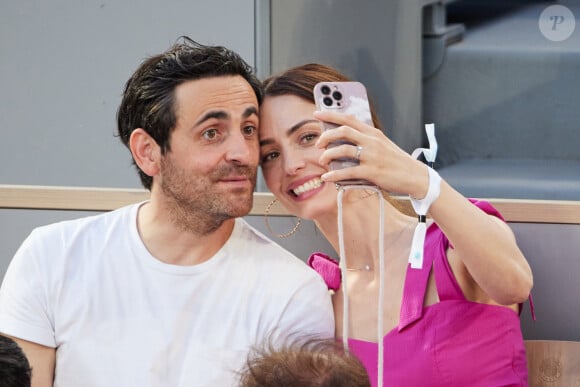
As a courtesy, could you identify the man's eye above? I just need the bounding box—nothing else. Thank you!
[202,129,218,140]
[243,125,257,137]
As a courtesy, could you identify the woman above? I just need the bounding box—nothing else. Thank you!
[259,64,533,386]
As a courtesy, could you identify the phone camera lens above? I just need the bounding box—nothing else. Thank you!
[320,85,331,95]
[332,91,342,101]
[323,97,333,107]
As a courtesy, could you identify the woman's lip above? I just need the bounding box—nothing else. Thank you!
[291,182,325,201]
[287,174,323,192]
[287,179,326,202]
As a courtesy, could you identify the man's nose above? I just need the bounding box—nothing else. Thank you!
[225,131,258,165]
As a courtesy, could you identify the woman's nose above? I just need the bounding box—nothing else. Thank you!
[283,149,306,175]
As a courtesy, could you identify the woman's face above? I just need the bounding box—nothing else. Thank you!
[259,94,337,220]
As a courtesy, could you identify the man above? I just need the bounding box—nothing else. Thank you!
[0,37,334,386]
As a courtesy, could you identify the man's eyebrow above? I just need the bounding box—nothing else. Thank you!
[194,110,229,127]
[193,106,257,127]
[243,106,258,118]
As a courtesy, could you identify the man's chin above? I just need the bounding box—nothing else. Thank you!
[225,194,254,217]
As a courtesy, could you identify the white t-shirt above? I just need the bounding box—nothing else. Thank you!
[0,202,334,387]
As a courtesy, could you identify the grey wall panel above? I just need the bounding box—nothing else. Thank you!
[0,0,256,189]
[514,222,580,341]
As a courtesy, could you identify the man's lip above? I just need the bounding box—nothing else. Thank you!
[218,176,254,189]
[220,175,252,182]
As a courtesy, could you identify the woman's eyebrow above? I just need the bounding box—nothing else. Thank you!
[260,119,319,147]
[286,119,319,136]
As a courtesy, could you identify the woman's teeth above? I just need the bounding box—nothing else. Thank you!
[292,178,322,196]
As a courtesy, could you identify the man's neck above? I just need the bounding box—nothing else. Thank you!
[136,201,236,266]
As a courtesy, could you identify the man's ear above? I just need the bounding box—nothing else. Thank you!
[129,128,161,177]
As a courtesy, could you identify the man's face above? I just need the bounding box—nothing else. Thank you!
[157,75,259,233]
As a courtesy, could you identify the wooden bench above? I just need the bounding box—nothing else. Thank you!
[525,340,580,387]
[1,184,579,223]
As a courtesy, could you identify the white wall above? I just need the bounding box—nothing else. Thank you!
[0,0,256,188]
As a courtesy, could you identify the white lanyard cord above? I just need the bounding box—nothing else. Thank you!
[335,123,436,384]
[337,185,385,387]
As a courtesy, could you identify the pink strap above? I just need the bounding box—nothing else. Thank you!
[432,229,466,302]
[523,293,536,321]
[398,225,437,331]
[308,252,341,291]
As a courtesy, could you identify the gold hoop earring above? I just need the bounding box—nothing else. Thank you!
[264,198,302,238]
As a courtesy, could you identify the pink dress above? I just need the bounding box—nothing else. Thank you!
[309,200,531,386]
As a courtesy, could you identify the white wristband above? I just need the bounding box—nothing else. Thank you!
[408,167,441,269]
[410,167,441,216]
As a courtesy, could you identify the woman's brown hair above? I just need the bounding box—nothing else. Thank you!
[262,63,383,131]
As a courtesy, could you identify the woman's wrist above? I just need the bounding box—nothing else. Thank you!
[409,166,441,215]
[409,164,430,200]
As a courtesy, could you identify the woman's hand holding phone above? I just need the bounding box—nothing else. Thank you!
[313,81,373,185]
[313,109,429,199]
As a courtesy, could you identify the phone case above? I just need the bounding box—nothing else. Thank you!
[313,81,372,185]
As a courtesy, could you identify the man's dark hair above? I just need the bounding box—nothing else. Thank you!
[117,36,262,190]
[0,335,32,387]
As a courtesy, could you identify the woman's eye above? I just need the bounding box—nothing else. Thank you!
[202,129,218,140]
[242,125,257,137]
[261,151,279,164]
[300,133,318,144]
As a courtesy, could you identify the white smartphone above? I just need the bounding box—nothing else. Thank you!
[313,81,373,185]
